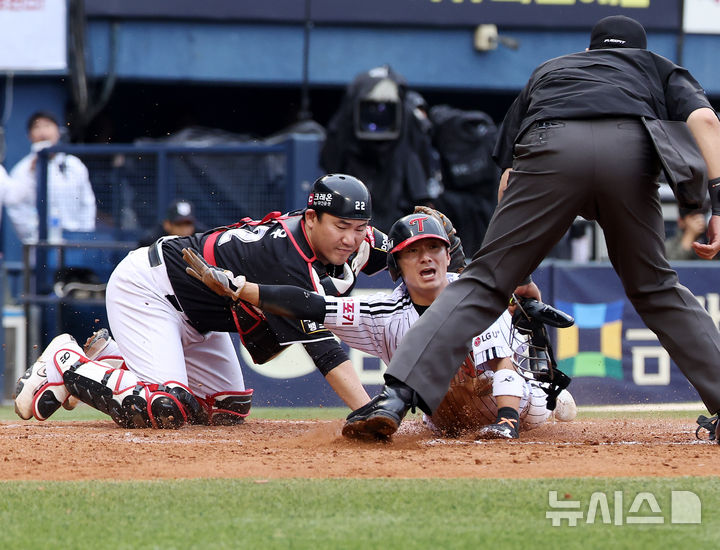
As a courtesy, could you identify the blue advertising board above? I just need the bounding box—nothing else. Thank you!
[549,262,716,406]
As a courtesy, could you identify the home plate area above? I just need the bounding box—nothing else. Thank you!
[1,417,717,481]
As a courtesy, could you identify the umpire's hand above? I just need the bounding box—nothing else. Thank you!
[692,215,720,260]
[513,281,541,302]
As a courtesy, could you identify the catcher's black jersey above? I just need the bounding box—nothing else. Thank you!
[162,212,389,341]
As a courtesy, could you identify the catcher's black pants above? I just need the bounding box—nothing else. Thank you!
[387,118,720,415]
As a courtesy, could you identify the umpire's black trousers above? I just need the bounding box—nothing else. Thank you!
[387,118,720,415]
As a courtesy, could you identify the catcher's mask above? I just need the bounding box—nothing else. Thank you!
[509,296,575,410]
[387,214,450,282]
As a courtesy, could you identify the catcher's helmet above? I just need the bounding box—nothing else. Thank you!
[387,213,450,281]
[306,174,372,220]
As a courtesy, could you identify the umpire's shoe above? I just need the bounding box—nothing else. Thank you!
[342,381,418,440]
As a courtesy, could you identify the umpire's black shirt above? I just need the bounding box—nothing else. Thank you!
[493,48,713,170]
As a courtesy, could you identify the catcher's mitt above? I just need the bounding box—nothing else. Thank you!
[182,248,246,301]
[413,205,466,273]
[429,354,495,436]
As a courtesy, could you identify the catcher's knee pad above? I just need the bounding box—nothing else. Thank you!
[164,382,208,425]
[60,349,187,429]
[14,333,81,421]
[201,390,254,425]
[31,382,72,421]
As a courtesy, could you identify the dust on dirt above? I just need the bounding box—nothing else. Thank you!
[1,417,717,480]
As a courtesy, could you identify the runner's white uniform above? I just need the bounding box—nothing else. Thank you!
[320,273,553,430]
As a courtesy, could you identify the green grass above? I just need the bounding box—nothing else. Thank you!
[0,404,708,422]
[0,404,350,421]
[577,408,708,420]
[1,478,718,550]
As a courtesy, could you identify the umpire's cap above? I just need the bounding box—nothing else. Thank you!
[588,15,647,50]
[387,213,450,281]
[306,174,372,220]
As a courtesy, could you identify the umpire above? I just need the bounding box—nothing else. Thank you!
[342,15,720,442]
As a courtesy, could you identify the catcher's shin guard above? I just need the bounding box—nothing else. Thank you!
[202,390,254,425]
[59,349,188,429]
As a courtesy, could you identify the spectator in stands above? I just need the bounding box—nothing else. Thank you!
[7,111,96,242]
[0,165,32,236]
[665,204,710,261]
[138,198,203,247]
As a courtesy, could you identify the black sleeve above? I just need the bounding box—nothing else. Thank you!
[302,338,350,376]
[662,65,713,122]
[257,284,327,322]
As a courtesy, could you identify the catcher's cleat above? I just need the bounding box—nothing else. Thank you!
[342,382,417,440]
[476,417,519,440]
[83,328,117,360]
[14,334,78,420]
[552,389,577,422]
[695,414,718,443]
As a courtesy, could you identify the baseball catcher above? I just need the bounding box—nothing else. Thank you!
[14,174,391,428]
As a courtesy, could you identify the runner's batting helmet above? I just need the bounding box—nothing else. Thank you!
[306,174,372,220]
[387,213,450,281]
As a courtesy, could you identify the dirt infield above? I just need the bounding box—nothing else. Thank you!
[1,417,718,481]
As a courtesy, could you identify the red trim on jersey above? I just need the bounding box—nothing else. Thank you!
[203,212,288,267]
[274,217,323,292]
[202,231,222,266]
[278,217,316,263]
